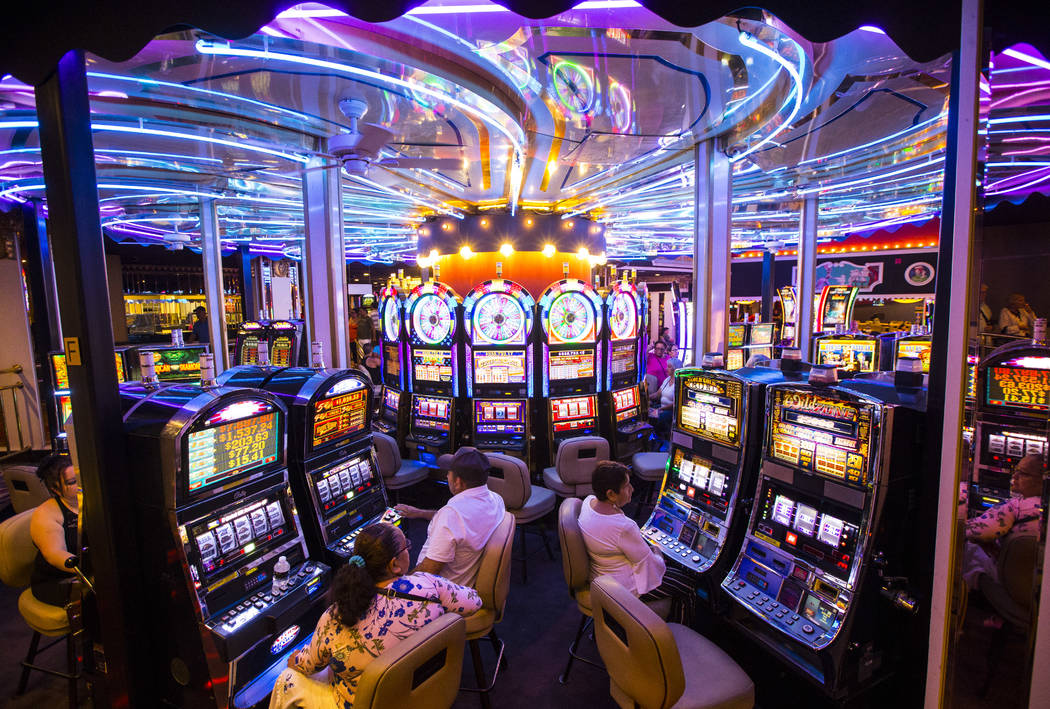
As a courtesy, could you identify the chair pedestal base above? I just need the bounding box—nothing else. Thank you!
[460,629,506,709]
[558,615,603,685]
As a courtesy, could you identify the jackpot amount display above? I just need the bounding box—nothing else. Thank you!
[986,364,1050,412]
[548,291,595,344]
[474,292,527,345]
[769,390,872,485]
[676,375,743,447]
[187,413,279,492]
[549,349,594,380]
[312,389,368,448]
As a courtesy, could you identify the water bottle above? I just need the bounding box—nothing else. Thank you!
[272,555,290,595]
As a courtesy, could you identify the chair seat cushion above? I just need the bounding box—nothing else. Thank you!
[19,588,70,636]
[385,463,430,490]
[464,607,496,639]
[542,467,574,496]
[668,623,754,709]
[512,486,556,523]
[631,452,669,481]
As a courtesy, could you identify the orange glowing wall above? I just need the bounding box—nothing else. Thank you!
[430,251,592,300]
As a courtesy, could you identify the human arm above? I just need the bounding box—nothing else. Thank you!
[999,308,1022,336]
[413,557,446,576]
[965,499,1019,543]
[30,501,76,571]
[287,607,335,672]
[420,573,482,615]
[412,508,456,576]
[617,519,666,567]
[394,504,437,521]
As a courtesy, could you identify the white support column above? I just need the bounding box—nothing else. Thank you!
[924,0,982,705]
[691,140,732,362]
[302,158,349,369]
[200,198,229,374]
[796,197,818,359]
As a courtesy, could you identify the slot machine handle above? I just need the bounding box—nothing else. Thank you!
[64,555,96,594]
[879,579,918,615]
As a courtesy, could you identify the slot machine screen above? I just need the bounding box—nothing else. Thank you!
[240,334,261,365]
[186,403,280,494]
[750,324,774,346]
[815,339,876,373]
[550,395,597,433]
[768,389,873,485]
[726,349,745,370]
[310,452,377,520]
[412,395,452,432]
[675,372,743,448]
[383,343,401,379]
[981,428,1048,465]
[311,383,368,450]
[383,388,400,413]
[549,349,595,381]
[154,347,205,382]
[753,478,861,583]
[985,357,1050,412]
[666,446,736,520]
[188,491,295,583]
[749,346,773,361]
[896,340,932,373]
[52,352,125,389]
[474,400,526,434]
[473,350,527,384]
[613,386,641,424]
[610,342,637,375]
[271,335,293,367]
[728,325,746,348]
[412,350,454,383]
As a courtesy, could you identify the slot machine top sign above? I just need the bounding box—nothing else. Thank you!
[540,279,604,344]
[985,356,1050,413]
[311,379,369,450]
[407,282,460,346]
[463,280,535,346]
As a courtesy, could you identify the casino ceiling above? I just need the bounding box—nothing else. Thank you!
[0,1,1046,262]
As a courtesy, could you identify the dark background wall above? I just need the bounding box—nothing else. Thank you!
[980,221,1050,321]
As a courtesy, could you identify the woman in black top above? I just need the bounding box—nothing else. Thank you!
[362,344,382,384]
[29,454,80,606]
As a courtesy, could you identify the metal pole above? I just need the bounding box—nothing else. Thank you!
[691,140,732,359]
[796,197,818,359]
[21,201,58,442]
[238,244,256,325]
[760,248,776,322]
[691,142,708,363]
[923,0,982,705]
[302,158,349,368]
[200,198,229,373]
[35,49,143,706]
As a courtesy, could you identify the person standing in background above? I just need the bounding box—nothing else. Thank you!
[999,293,1036,337]
[979,283,995,333]
[191,306,209,344]
[357,307,374,345]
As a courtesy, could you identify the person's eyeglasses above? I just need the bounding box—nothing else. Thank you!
[398,539,413,555]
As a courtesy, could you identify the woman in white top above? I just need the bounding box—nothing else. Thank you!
[651,361,678,438]
[577,461,695,624]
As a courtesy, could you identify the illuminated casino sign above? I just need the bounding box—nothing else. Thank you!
[769,389,873,485]
[154,347,204,381]
[312,388,368,448]
[986,357,1050,413]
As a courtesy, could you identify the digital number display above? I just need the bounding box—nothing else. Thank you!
[750,324,774,346]
[473,350,526,385]
[896,339,931,373]
[190,494,291,580]
[986,360,1050,412]
[816,339,876,373]
[667,446,735,519]
[187,412,279,492]
[550,395,597,433]
[610,342,637,375]
[383,343,401,378]
[753,480,860,583]
[313,454,375,516]
[675,373,743,448]
[312,388,368,449]
[413,395,452,431]
[728,325,746,347]
[768,389,872,485]
[413,350,453,383]
[549,349,595,381]
[154,347,205,382]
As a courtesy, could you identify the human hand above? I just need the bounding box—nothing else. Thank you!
[394,504,422,519]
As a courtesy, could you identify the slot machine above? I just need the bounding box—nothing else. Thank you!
[405,281,463,463]
[150,344,210,383]
[539,279,605,462]
[721,365,928,698]
[375,285,409,438]
[267,320,305,367]
[462,279,535,466]
[121,383,330,708]
[745,323,776,361]
[234,321,269,365]
[602,280,652,459]
[726,324,747,370]
[970,341,1050,510]
[813,333,878,373]
[893,333,932,373]
[50,348,133,444]
[816,285,859,334]
[642,355,808,605]
[219,365,401,565]
[778,286,798,348]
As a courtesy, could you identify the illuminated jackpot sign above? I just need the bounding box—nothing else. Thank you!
[986,359,1050,413]
[676,373,743,447]
[769,389,873,485]
[154,347,204,381]
[188,412,279,492]
[312,388,368,448]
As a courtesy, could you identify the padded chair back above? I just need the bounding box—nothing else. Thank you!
[353,612,466,709]
[999,534,1039,614]
[486,453,530,510]
[591,576,685,709]
[372,431,402,479]
[474,512,515,622]
[643,374,659,400]
[0,508,37,588]
[3,466,51,514]
[555,436,610,486]
[557,497,590,596]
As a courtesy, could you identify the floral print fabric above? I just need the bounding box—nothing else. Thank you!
[965,495,1043,543]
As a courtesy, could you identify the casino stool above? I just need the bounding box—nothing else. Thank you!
[2,465,51,514]
[631,452,670,519]
[353,612,466,709]
[486,453,556,584]
[977,534,1038,698]
[556,497,670,685]
[543,436,610,499]
[461,511,515,709]
[373,432,430,504]
[0,508,79,707]
[591,576,754,709]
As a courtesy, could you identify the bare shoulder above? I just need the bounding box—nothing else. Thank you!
[31,497,60,524]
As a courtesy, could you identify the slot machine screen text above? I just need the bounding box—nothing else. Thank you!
[187,412,279,492]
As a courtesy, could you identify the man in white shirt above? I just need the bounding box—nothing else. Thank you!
[999,293,1036,337]
[395,447,506,586]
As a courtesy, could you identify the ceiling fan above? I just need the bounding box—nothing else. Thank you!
[324,97,464,175]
